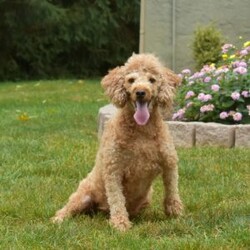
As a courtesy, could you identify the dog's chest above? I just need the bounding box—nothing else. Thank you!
[122,140,162,179]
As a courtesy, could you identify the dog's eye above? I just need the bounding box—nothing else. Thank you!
[149,77,156,84]
[128,78,135,84]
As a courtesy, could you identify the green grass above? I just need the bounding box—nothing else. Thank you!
[0,80,249,249]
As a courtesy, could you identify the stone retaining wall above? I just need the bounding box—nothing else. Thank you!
[98,104,250,148]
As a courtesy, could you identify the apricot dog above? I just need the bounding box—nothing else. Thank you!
[52,54,183,231]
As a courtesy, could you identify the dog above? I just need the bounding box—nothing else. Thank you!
[52,53,183,231]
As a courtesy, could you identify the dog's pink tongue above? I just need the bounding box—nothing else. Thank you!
[134,101,150,125]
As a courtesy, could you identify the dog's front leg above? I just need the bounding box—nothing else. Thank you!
[104,171,132,231]
[161,146,183,217]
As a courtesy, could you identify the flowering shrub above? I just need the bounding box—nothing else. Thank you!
[173,40,250,124]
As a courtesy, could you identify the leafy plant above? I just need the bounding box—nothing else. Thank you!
[0,0,140,80]
[174,40,250,124]
[192,24,224,70]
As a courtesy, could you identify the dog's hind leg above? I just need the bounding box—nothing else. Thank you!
[52,178,94,223]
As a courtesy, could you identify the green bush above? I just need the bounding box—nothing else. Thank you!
[192,24,224,70]
[0,0,140,80]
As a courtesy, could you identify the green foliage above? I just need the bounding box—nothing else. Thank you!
[0,0,140,80]
[0,81,249,249]
[192,24,224,70]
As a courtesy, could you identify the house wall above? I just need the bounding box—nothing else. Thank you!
[140,0,250,73]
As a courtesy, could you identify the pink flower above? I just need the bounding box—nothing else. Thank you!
[172,108,185,120]
[201,65,215,73]
[198,93,212,102]
[204,76,211,83]
[233,112,242,121]
[231,91,240,100]
[204,94,212,101]
[241,91,249,98]
[233,66,247,74]
[215,69,224,76]
[219,112,228,119]
[178,74,183,80]
[181,69,191,75]
[198,93,205,100]
[221,43,234,53]
[215,67,229,76]
[232,61,239,68]
[211,84,220,92]
[232,61,247,68]
[198,72,205,78]
[200,104,215,113]
[200,106,206,113]
[240,49,248,56]
[185,91,195,99]
[189,71,205,80]
[238,61,247,68]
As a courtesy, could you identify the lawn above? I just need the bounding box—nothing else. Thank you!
[0,80,249,249]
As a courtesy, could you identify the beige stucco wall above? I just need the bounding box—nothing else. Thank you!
[140,0,250,73]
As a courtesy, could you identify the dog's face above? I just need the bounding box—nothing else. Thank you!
[123,70,159,125]
[101,54,180,125]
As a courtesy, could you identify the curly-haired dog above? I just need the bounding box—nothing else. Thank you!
[52,54,183,231]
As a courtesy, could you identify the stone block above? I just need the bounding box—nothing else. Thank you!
[235,125,250,148]
[97,104,116,139]
[167,121,195,148]
[195,122,236,148]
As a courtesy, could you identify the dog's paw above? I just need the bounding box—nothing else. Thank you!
[109,215,132,232]
[51,215,65,224]
[164,198,183,217]
[51,209,67,224]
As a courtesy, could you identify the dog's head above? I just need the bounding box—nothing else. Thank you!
[101,54,180,125]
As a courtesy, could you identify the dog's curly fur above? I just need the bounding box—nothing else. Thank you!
[52,54,183,231]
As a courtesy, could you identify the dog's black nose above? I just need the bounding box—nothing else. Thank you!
[136,91,146,98]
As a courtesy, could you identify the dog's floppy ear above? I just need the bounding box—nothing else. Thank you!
[157,68,181,109]
[101,66,127,108]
